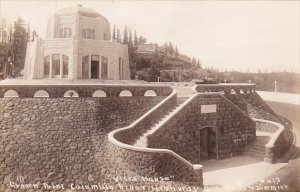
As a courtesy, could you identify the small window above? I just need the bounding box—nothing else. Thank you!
[101,56,108,79]
[60,27,72,38]
[82,29,87,39]
[82,55,89,79]
[91,29,95,39]
[87,29,91,39]
[52,54,60,75]
[82,28,95,39]
[44,56,50,76]
[63,55,68,76]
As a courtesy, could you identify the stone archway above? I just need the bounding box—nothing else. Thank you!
[199,126,218,161]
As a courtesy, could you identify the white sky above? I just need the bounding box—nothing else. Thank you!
[1,0,299,73]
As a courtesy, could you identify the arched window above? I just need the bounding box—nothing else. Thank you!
[4,90,19,97]
[63,55,69,76]
[44,55,50,77]
[64,90,79,98]
[34,90,49,97]
[144,90,157,97]
[119,90,133,97]
[92,90,106,97]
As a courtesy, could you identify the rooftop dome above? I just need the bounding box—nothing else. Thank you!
[56,5,103,18]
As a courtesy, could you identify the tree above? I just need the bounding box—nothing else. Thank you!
[134,30,138,46]
[138,36,147,45]
[168,42,174,56]
[128,28,133,47]
[197,58,202,68]
[12,17,28,75]
[175,46,179,57]
[117,28,121,43]
[123,26,128,44]
[112,25,116,40]
[191,57,196,65]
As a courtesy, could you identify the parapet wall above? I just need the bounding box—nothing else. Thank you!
[194,84,256,94]
[148,93,256,162]
[0,84,173,97]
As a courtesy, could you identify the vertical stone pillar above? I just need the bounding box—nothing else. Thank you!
[192,164,203,188]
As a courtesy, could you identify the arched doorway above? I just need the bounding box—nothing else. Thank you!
[199,126,218,161]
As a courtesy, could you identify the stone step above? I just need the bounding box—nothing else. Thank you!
[133,97,187,148]
[248,145,266,151]
[245,149,266,156]
[245,152,265,160]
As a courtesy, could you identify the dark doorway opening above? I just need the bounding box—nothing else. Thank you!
[199,126,217,161]
[91,61,99,79]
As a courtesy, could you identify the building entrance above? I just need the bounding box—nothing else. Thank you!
[91,55,100,79]
[199,126,217,161]
[91,61,99,79]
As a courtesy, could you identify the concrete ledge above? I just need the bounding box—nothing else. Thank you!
[0,84,173,97]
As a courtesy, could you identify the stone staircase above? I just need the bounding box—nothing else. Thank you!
[134,97,188,148]
[244,136,269,160]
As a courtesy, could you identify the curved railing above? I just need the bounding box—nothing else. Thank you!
[252,118,290,163]
[108,88,203,186]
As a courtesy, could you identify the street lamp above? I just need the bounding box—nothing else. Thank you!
[274,81,277,94]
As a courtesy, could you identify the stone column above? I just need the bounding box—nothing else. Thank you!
[193,164,203,188]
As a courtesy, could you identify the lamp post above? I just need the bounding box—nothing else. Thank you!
[157,76,160,83]
[274,81,277,94]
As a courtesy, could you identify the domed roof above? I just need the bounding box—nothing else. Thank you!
[56,5,104,18]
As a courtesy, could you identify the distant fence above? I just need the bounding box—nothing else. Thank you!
[0,84,173,98]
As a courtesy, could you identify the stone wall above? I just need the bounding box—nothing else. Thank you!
[148,94,256,163]
[114,93,177,145]
[0,96,164,190]
[108,142,203,187]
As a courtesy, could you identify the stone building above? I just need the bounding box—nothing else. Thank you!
[23,5,130,80]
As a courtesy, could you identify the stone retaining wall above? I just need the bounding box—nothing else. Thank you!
[0,96,164,190]
[148,93,256,162]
